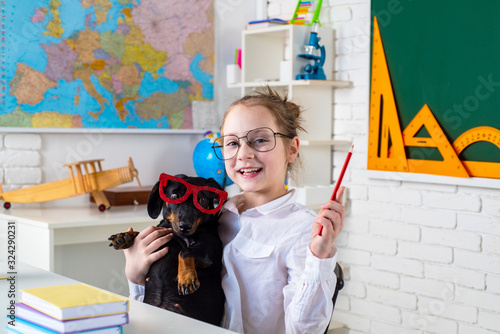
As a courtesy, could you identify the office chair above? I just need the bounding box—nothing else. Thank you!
[323,263,344,334]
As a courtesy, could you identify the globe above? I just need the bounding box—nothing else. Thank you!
[193,131,234,187]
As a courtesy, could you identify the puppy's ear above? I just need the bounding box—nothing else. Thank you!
[207,177,223,190]
[147,181,163,219]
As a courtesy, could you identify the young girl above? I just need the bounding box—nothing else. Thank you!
[124,87,345,334]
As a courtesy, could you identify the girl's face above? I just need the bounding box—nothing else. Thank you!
[222,104,299,206]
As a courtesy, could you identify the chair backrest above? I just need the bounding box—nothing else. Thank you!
[324,263,344,334]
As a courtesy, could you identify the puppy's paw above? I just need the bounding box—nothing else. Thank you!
[178,270,199,295]
[108,230,139,250]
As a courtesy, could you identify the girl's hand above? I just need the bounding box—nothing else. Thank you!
[310,186,345,259]
[123,225,173,285]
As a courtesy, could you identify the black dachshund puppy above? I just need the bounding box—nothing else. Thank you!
[109,173,227,326]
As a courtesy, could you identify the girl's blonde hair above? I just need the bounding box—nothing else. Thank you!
[221,86,306,183]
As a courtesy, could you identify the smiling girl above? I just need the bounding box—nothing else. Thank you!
[125,87,345,334]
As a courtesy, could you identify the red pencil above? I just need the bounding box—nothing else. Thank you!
[318,145,354,236]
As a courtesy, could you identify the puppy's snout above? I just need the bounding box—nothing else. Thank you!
[179,221,191,233]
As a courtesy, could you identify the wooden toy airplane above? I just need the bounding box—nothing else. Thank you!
[0,157,141,211]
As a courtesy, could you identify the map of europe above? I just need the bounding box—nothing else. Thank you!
[1,0,214,130]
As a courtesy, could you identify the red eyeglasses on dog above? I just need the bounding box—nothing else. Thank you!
[158,173,228,215]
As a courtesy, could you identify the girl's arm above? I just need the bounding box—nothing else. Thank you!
[124,226,172,294]
[283,187,345,333]
[310,186,345,258]
[283,239,338,333]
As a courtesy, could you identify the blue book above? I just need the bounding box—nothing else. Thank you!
[248,18,288,25]
[6,316,123,334]
[246,18,289,29]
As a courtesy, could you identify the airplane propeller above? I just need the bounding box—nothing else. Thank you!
[128,157,142,188]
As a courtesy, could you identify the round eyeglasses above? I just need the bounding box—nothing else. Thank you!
[211,127,293,161]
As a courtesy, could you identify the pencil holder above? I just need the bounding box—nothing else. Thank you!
[280,60,292,82]
[226,64,241,84]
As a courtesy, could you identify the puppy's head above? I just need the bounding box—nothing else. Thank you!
[147,174,226,236]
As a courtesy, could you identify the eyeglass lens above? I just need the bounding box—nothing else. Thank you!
[213,128,277,160]
[166,181,187,200]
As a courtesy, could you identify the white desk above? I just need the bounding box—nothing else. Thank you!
[0,205,159,295]
[0,262,235,334]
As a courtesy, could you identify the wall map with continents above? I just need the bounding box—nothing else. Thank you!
[0,0,214,130]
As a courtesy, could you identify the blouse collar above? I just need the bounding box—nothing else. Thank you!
[223,189,297,216]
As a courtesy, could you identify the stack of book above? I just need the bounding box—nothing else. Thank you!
[7,283,129,334]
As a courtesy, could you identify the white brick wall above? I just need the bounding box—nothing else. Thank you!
[0,134,43,189]
[0,150,41,166]
[268,0,500,332]
[4,134,42,150]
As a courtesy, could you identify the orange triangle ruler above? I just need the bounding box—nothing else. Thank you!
[402,104,469,178]
[367,17,408,172]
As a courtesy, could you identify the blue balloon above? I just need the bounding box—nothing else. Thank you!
[193,132,234,187]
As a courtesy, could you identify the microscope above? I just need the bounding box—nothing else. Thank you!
[296,21,326,80]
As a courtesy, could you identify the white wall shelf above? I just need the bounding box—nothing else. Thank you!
[228,79,352,89]
[230,25,352,207]
[300,139,352,146]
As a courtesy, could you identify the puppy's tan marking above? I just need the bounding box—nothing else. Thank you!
[177,253,199,295]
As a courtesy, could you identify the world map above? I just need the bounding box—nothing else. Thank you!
[1,0,214,130]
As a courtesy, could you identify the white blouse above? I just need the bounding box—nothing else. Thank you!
[129,190,338,334]
[219,190,337,334]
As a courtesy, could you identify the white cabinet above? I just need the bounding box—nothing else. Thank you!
[229,25,351,207]
[0,206,157,296]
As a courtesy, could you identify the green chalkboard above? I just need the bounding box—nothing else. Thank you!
[371,0,500,163]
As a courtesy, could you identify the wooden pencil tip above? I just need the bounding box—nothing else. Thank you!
[349,145,354,153]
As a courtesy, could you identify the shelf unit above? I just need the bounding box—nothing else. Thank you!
[230,25,351,207]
